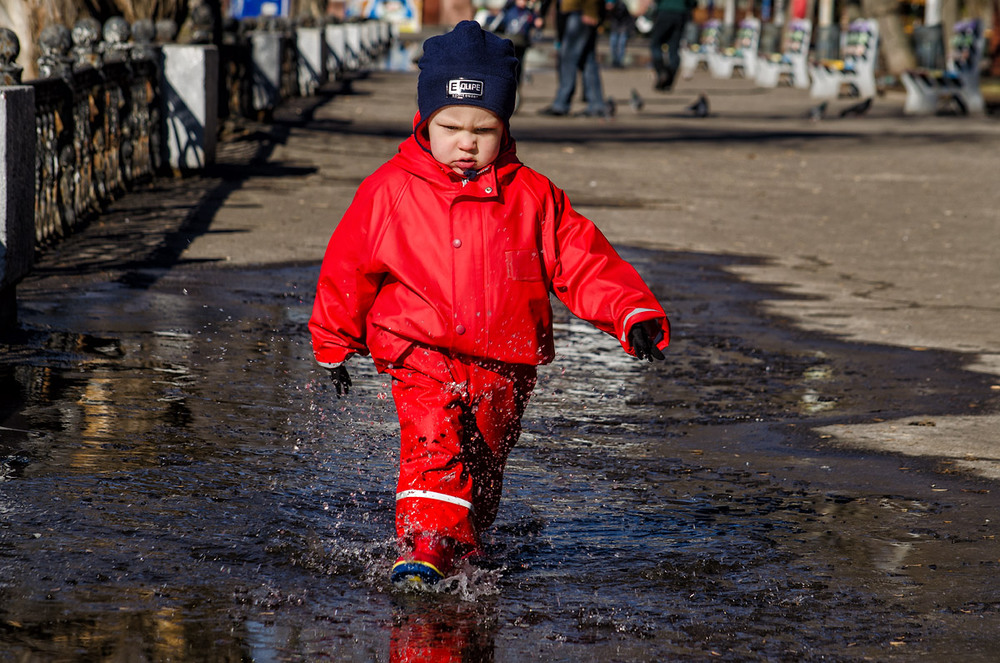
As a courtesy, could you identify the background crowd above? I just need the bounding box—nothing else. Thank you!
[475,0,694,118]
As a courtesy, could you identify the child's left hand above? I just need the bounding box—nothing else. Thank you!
[628,322,666,362]
[327,365,352,397]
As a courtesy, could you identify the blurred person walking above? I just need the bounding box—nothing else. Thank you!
[642,0,695,90]
[538,0,613,117]
[606,0,635,67]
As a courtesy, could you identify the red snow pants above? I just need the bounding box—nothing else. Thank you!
[385,345,537,550]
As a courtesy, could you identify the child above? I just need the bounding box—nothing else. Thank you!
[309,21,669,586]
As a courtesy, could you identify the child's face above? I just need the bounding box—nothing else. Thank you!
[427,105,504,175]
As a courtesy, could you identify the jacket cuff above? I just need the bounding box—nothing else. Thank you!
[620,308,663,342]
[621,310,670,352]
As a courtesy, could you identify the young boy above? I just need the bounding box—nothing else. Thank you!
[309,21,669,586]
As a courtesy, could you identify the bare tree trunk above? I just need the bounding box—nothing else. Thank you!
[91,0,189,23]
[290,0,329,19]
[3,0,194,80]
[992,0,1000,76]
[439,0,473,26]
[0,2,32,78]
[862,0,916,74]
[1,0,93,79]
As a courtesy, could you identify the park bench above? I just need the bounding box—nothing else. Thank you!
[809,18,879,100]
[708,17,761,79]
[755,18,812,89]
[679,19,721,79]
[901,18,985,115]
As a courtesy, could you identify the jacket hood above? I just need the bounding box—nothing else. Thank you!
[394,112,522,185]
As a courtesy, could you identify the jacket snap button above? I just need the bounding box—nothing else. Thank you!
[452,238,462,248]
[455,325,466,335]
[484,187,493,194]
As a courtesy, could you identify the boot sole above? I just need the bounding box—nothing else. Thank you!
[391,560,445,585]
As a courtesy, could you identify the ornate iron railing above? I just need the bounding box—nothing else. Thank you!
[1,14,393,249]
[20,18,164,246]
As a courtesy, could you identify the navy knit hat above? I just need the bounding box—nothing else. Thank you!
[417,21,519,127]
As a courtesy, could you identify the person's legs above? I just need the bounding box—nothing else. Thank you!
[649,11,687,90]
[391,359,476,551]
[388,347,535,579]
[609,29,626,66]
[648,13,672,87]
[513,43,527,88]
[581,31,609,115]
[664,12,687,77]
[546,11,587,113]
[463,361,536,533]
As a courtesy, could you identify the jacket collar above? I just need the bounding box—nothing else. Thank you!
[390,113,521,196]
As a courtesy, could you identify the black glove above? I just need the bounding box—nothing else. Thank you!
[328,365,352,397]
[628,323,665,362]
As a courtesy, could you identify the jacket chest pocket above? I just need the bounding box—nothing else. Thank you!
[506,250,542,282]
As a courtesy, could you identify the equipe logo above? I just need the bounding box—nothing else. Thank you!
[447,79,484,99]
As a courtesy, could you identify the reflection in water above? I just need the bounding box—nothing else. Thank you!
[390,597,497,663]
[800,363,837,414]
[79,377,115,432]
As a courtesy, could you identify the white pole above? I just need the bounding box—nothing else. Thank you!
[924,0,941,26]
[817,0,833,27]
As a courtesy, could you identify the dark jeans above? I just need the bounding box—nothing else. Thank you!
[609,27,629,66]
[649,10,689,87]
[550,11,606,113]
[513,43,527,87]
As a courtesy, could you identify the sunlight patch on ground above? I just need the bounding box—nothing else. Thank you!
[815,415,1000,480]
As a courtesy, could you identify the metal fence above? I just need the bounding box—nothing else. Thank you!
[26,24,162,246]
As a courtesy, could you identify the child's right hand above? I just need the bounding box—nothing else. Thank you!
[328,365,352,397]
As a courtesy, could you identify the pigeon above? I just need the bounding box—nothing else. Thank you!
[838,97,872,117]
[808,101,827,121]
[629,88,645,112]
[687,93,709,118]
[606,96,617,118]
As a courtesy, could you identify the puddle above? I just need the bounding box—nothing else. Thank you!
[1,246,999,661]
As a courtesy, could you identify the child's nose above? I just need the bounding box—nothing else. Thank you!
[458,133,477,150]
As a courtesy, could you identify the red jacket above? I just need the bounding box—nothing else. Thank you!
[310,126,669,368]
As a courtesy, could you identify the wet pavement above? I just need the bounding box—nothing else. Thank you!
[2,58,1000,661]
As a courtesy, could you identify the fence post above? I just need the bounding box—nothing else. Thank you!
[161,43,219,171]
[296,23,326,97]
[324,23,347,81]
[251,28,284,117]
[0,85,37,332]
[1,27,36,332]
